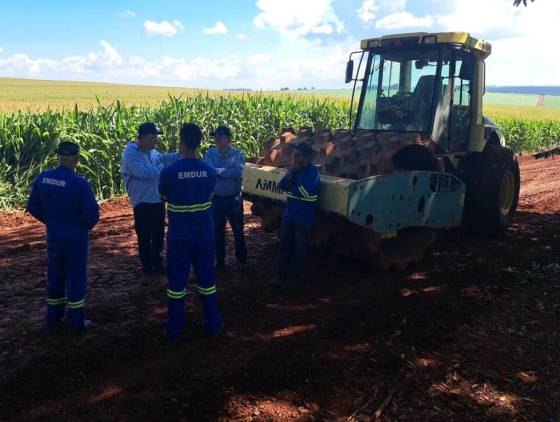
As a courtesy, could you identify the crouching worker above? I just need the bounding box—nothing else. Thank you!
[272,142,320,288]
[158,123,222,340]
[27,142,100,333]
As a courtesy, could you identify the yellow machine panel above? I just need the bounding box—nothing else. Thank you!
[242,163,353,217]
[360,31,491,57]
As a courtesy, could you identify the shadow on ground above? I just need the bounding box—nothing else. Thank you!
[0,210,558,421]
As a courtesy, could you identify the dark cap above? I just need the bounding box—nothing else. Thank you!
[57,141,79,156]
[295,142,313,160]
[211,125,231,138]
[138,122,163,137]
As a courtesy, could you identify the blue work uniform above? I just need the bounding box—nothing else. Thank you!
[158,159,221,338]
[277,164,320,282]
[204,147,247,265]
[27,166,100,329]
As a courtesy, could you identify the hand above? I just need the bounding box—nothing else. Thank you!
[286,165,298,177]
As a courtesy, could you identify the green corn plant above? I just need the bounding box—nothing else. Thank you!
[0,93,557,211]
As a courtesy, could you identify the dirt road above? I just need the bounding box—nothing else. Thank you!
[0,157,559,421]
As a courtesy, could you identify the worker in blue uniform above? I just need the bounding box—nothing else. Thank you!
[158,123,221,340]
[272,142,320,288]
[27,142,100,332]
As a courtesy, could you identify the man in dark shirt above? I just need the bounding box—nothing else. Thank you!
[272,143,320,288]
[158,123,222,340]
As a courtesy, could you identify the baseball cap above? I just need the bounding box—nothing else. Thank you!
[212,125,232,138]
[57,142,79,156]
[138,122,163,137]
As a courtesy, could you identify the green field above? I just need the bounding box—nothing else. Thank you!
[275,89,560,121]
[484,92,541,106]
[276,88,560,107]
[545,96,560,108]
[2,78,559,120]
[0,94,349,210]
[0,78,559,211]
[0,78,216,112]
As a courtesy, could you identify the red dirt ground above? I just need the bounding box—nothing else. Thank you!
[0,156,559,421]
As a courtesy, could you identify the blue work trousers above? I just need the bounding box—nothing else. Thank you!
[278,221,313,282]
[46,234,89,328]
[165,234,221,339]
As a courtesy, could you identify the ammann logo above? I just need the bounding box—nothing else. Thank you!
[255,178,282,194]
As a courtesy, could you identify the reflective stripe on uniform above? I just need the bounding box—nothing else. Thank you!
[197,285,217,295]
[167,288,187,299]
[287,193,317,202]
[47,297,66,306]
[167,201,211,213]
[67,299,85,309]
[299,185,314,199]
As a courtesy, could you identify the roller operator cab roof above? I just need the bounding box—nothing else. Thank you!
[360,32,492,58]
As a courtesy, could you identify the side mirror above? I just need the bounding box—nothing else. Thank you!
[459,55,476,81]
[345,60,354,84]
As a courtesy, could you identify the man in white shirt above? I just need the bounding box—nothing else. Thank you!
[121,122,179,283]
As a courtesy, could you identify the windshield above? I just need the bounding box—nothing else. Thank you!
[356,47,442,133]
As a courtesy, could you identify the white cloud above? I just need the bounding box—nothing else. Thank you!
[143,20,181,37]
[2,1,557,91]
[237,33,248,40]
[436,0,520,36]
[160,56,240,80]
[433,0,560,86]
[99,40,122,64]
[310,24,334,34]
[0,41,122,77]
[247,53,272,67]
[0,40,243,87]
[253,0,344,39]
[376,12,434,29]
[0,35,357,90]
[357,0,379,23]
[119,10,136,18]
[172,20,185,31]
[203,21,228,35]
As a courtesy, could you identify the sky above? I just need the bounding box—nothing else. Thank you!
[0,0,557,90]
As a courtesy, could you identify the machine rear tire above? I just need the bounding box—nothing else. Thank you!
[462,145,520,235]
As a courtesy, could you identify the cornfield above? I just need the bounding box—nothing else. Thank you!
[0,95,349,210]
[1,94,559,211]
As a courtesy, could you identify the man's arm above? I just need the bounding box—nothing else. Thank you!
[207,167,217,199]
[297,166,320,200]
[156,151,181,167]
[158,169,169,202]
[122,147,160,180]
[81,180,100,230]
[26,179,45,223]
[216,151,245,180]
[279,166,298,192]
